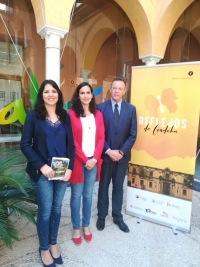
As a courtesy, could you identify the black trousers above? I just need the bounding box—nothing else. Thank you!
[97,161,128,220]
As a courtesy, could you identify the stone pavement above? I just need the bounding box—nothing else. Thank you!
[0,179,200,267]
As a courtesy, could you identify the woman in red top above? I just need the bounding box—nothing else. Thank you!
[68,82,104,245]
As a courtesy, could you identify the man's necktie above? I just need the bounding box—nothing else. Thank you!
[114,103,119,126]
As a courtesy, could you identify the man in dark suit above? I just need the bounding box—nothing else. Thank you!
[96,77,137,233]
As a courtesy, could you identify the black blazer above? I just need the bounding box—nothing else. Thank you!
[97,99,137,163]
[20,110,75,182]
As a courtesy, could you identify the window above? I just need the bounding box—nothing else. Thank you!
[132,168,136,174]
[184,179,187,184]
[0,0,45,149]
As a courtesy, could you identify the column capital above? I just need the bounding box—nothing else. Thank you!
[139,54,163,66]
[37,25,68,86]
[81,69,92,79]
[37,25,68,39]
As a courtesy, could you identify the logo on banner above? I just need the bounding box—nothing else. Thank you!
[129,204,143,211]
[136,195,147,201]
[172,216,187,223]
[161,211,169,218]
[167,203,180,209]
[152,199,164,205]
[145,208,156,215]
[188,71,193,76]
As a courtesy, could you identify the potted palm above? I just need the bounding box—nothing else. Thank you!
[0,148,37,248]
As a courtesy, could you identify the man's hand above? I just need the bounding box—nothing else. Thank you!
[107,150,123,161]
[60,169,72,182]
[85,159,96,170]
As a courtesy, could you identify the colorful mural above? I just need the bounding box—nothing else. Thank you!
[0,73,102,126]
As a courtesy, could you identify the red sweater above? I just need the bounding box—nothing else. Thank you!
[68,109,105,183]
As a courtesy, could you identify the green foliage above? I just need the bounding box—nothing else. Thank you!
[63,101,71,111]
[0,148,37,248]
[30,72,39,109]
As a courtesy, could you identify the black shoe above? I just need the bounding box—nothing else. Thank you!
[39,249,56,267]
[113,219,130,233]
[49,250,63,265]
[96,218,105,231]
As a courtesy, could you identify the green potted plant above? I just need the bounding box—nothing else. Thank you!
[0,148,37,248]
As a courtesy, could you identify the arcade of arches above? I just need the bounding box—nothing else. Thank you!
[0,0,200,148]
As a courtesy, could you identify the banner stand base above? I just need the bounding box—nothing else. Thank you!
[126,209,190,233]
[137,217,143,224]
[136,216,179,235]
[172,227,178,235]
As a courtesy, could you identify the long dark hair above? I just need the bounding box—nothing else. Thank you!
[70,82,96,117]
[34,79,66,123]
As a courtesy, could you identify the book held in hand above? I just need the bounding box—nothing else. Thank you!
[50,157,70,180]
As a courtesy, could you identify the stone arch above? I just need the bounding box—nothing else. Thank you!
[169,0,200,44]
[30,0,75,31]
[80,11,116,71]
[153,0,195,57]
[30,0,144,67]
[83,27,115,70]
[114,0,152,57]
[60,32,81,76]
[167,26,200,62]
[161,0,200,62]
[191,24,200,44]
[82,7,136,71]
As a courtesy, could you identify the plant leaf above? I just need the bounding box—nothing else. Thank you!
[0,176,28,196]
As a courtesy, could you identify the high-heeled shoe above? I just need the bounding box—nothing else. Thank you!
[49,249,63,265]
[39,248,56,267]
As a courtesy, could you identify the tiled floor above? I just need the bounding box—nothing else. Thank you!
[0,179,200,267]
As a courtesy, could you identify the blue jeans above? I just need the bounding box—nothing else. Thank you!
[35,175,68,250]
[70,164,97,230]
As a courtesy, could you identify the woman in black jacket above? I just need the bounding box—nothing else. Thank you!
[21,79,75,267]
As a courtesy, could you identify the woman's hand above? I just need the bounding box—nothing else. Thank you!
[40,165,55,179]
[60,169,72,182]
[85,159,96,170]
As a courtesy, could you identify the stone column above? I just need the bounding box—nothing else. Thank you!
[81,69,92,82]
[140,54,163,66]
[38,25,68,86]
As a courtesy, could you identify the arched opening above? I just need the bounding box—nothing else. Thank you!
[160,0,200,64]
[61,0,141,103]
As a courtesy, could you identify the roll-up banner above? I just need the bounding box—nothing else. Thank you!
[126,62,200,232]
